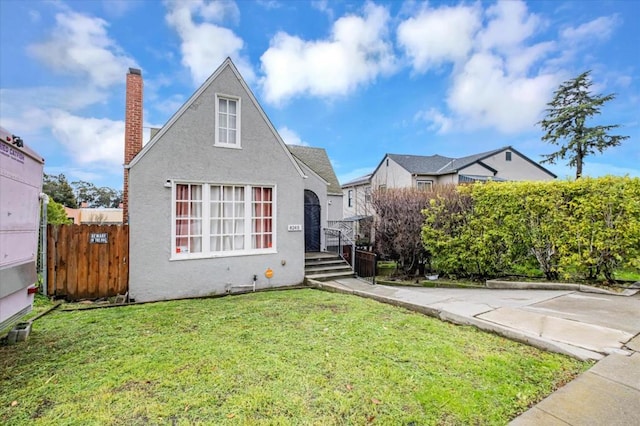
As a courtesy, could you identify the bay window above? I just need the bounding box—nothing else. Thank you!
[173,183,274,259]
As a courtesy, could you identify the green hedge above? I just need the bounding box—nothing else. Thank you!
[422,177,640,282]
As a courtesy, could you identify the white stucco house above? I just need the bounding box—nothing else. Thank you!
[124,59,340,302]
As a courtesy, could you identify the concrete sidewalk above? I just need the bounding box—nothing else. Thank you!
[310,278,640,425]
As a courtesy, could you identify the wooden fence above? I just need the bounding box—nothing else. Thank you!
[47,224,128,300]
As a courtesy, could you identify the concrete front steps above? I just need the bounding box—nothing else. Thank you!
[305,252,355,282]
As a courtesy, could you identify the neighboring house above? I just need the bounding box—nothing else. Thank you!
[64,204,123,224]
[341,147,556,234]
[342,174,372,220]
[124,59,340,302]
[370,147,556,191]
[340,174,373,243]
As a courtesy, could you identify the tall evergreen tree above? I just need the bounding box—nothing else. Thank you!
[539,71,629,179]
[43,174,78,208]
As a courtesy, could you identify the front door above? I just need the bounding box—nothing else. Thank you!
[304,190,321,252]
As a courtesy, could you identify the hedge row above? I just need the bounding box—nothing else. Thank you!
[421,177,640,282]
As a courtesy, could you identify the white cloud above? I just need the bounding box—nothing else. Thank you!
[1,86,108,114]
[151,94,185,116]
[446,53,559,133]
[29,9,41,23]
[278,126,309,146]
[561,15,619,44]
[397,4,480,72]
[257,0,282,10]
[102,0,139,17]
[411,0,564,134]
[260,3,396,104]
[415,108,454,134]
[165,0,254,86]
[28,11,136,87]
[49,110,125,168]
[477,0,541,53]
[311,0,334,20]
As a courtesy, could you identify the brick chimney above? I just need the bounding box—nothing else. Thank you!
[123,67,143,224]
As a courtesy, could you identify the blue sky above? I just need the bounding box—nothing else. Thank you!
[1,0,638,190]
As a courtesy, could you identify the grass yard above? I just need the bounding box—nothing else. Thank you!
[1,289,587,425]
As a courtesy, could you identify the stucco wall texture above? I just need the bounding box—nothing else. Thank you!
[129,65,305,302]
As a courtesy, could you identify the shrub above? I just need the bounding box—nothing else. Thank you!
[421,177,640,282]
[372,187,440,276]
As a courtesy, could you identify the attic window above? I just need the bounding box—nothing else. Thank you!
[505,151,512,161]
[215,94,241,148]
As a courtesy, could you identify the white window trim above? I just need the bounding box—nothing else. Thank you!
[170,182,276,261]
[214,93,241,149]
[416,179,433,191]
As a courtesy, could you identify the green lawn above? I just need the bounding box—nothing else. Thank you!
[1,289,587,425]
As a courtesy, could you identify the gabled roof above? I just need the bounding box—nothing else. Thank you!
[342,174,372,188]
[127,58,305,179]
[378,146,556,178]
[435,147,506,174]
[386,153,454,175]
[288,145,342,195]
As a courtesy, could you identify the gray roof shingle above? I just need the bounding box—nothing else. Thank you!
[342,174,372,187]
[388,147,508,175]
[288,145,342,195]
[387,154,454,174]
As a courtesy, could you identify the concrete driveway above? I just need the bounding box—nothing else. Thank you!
[312,278,640,425]
[317,279,639,360]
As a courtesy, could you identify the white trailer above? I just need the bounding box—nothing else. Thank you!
[0,126,44,331]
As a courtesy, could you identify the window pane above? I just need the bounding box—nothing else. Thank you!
[219,129,227,144]
[175,183,203,254]
[208,185,245,252]
[191,218,202,234]
[219,113,227,128]
[229,115,236,130]
[234,235,244,250]
[210,218,220,234]
[176,202,189,218]
[228,130,236,144]
[223,236,232,251]
[229,100,236,114]
[223,186,234,200]
[191,185,202,200]
[190,236,202,253]
[251,186,274,250]
[211,185,220,201]
[219,98,227,113]
[210,236,221,252]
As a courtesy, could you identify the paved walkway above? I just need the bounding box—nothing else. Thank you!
[310,278,640,425]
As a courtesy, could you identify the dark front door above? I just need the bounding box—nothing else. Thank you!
[304,190,321,252]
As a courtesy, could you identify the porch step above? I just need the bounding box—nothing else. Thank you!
[305,252,355,282]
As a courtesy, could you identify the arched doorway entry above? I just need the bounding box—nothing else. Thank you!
[304,190,321,252]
